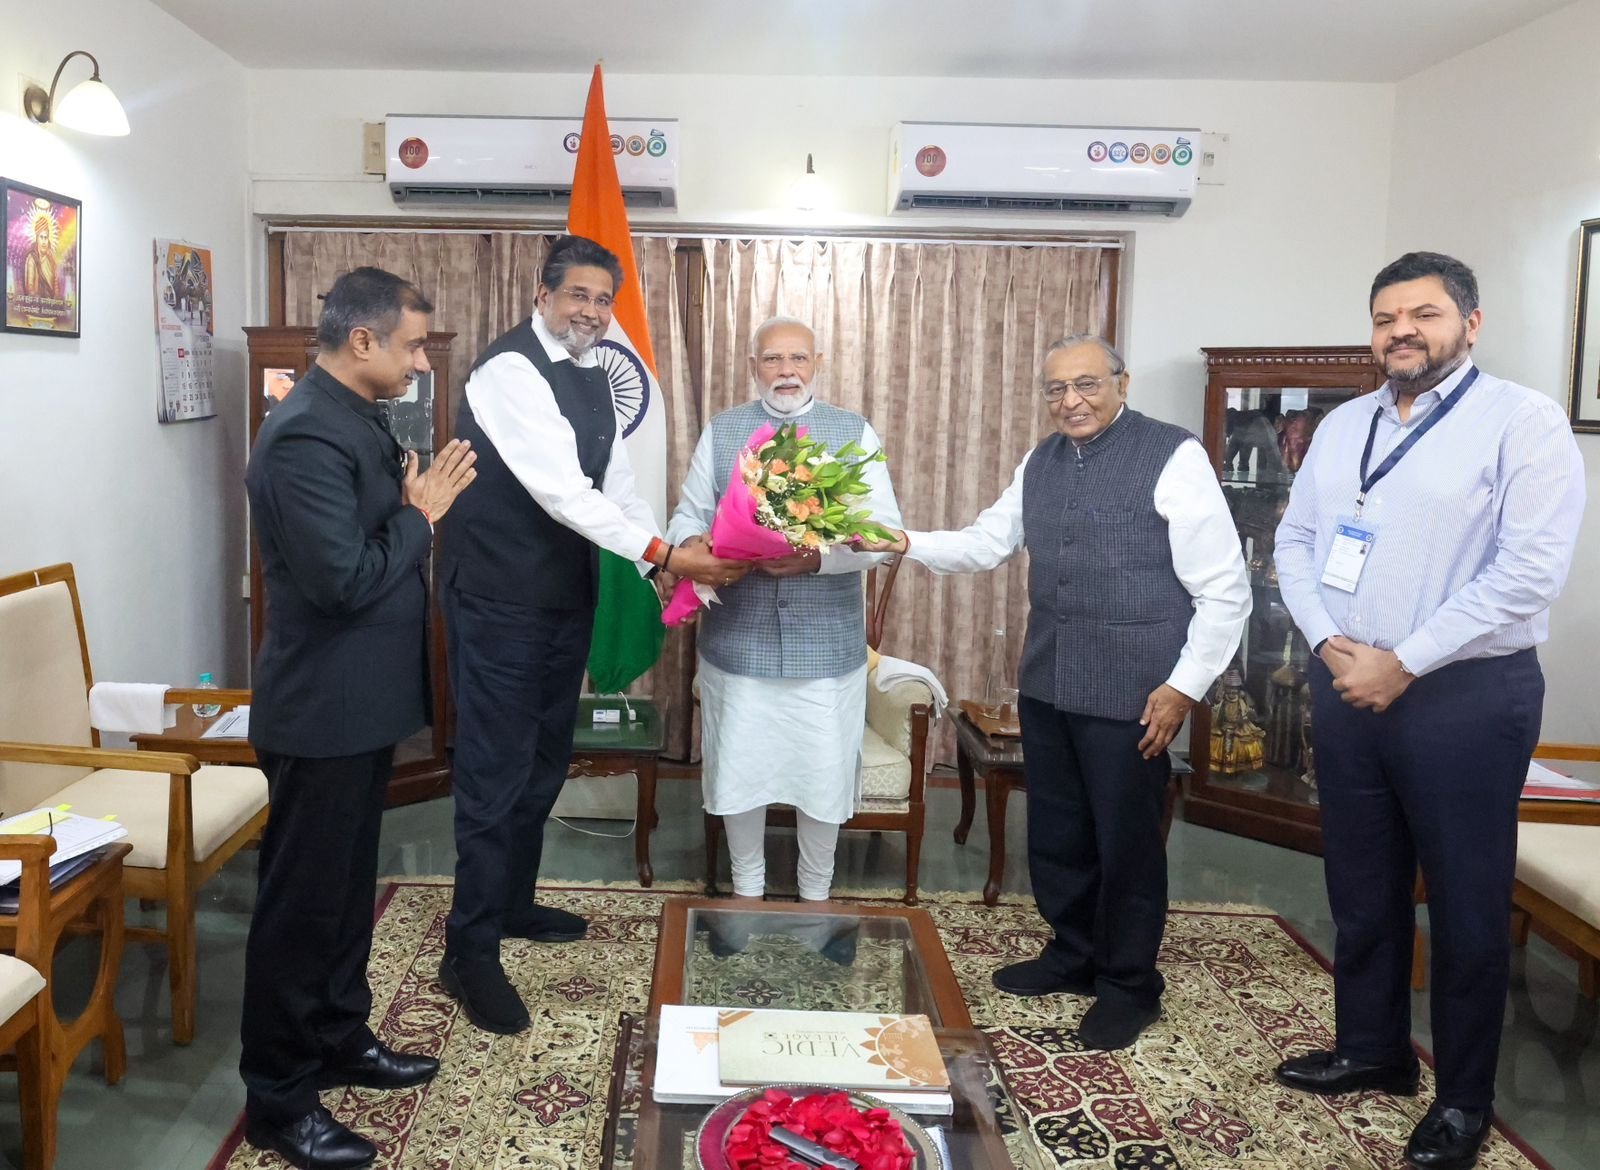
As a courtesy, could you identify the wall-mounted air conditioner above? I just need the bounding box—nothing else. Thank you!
[890,122,1199,217]
[385,114,678,208]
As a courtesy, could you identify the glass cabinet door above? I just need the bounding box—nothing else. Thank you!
[1185,347,1381,854]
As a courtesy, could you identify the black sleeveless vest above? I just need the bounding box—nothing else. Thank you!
[440,320,615,610]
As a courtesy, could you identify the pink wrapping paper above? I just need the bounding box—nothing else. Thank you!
[661,423,806,626]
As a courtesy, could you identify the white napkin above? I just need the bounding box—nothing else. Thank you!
[88,682,178,734]
[872,655,949,714]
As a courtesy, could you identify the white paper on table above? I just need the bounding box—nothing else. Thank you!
[201,706,250,740]
[1525,760,1600,791]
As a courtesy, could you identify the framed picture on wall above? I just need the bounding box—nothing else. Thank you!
[1566,216,1600,432]
[2,179,81,337]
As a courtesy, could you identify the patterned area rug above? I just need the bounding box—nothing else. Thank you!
[206,880,1550,1170]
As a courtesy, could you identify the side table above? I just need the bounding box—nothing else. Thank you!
[130,705,255,767]
[569,697,666,887]
[953,709,1187,906]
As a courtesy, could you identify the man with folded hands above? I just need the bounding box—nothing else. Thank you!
[243,267,477,1170]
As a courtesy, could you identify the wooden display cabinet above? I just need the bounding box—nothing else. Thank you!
[243,326,457,806]
[1181,346,1383,854]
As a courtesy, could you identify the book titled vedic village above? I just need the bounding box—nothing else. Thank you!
[717,1009,950,1092]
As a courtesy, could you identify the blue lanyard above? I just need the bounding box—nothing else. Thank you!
[1356,365,1479,518]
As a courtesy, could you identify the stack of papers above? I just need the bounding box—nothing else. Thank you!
[654,1004,954,1116]
[1523,761,1600,802]
[0,808,129,885]
[201,706,250,739]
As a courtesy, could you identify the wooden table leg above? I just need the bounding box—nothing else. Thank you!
[954,742,977,845]
[635,756,657,888]
[983,769,1012,907]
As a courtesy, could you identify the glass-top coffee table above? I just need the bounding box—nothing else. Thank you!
[599,899,1043,1169]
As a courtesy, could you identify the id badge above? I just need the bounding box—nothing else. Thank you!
[1321,517,1376,593]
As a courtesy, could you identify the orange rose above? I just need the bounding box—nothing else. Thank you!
[786,500,809,519]
[794,465,814,483]
[768,459,790,475]
[806,497,823,515]
[800,531,823,548]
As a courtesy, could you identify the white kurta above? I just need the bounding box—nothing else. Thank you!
[698,657,868,823]
[668,397,901,825]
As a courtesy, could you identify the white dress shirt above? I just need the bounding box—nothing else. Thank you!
[905,420,1251,702]
[1274,358,1586,675]
[463,316,660,568]
[665,397,904,574]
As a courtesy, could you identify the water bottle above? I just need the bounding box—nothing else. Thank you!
[192,672,221,718]
[983,628,1009,715]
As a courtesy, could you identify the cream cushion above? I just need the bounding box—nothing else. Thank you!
[50,766,269,869]
[1517,823,1600,927]
[0,582,96,811]
[0,954,45,1026]
[865,672,935,758]
[860,724,910,802]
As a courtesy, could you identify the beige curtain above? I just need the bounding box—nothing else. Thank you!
[699,238,1117,762]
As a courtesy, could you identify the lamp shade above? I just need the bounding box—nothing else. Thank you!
[52,77,129,136]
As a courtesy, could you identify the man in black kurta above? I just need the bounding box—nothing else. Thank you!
[242,268,476,1170]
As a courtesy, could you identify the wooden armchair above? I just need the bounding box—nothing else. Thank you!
[703,557,936,904]
[0,836,57,1169]
[0,564,269,1045]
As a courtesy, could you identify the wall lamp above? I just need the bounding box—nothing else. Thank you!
[23,51,130,136]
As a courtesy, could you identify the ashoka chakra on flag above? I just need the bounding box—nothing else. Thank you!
[595,340,650,438]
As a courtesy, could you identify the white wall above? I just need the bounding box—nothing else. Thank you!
[247,70,1395,433]
[1,0,251,687]
[1388,0,1600,742]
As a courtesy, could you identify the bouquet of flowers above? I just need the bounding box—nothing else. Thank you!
[662,421,896,626]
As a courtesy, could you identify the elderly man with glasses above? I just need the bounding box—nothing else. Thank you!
[862,334,1250,1050]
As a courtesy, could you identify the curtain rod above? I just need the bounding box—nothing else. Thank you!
[265,222,1125,250]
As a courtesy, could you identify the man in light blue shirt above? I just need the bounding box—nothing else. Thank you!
[1272,252,1584,1170]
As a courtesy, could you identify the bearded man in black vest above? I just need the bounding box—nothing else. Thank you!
[864,335,1251,1050]
[438,235,747,1034]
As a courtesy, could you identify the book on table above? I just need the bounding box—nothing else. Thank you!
[654,1005,953,1116]
[717,1008,951,1093]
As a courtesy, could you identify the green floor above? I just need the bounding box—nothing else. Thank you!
[12,779,1598,1169]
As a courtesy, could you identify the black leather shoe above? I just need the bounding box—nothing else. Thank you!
[1077,998,1161,1051]
[503,904,588,942]
[1274,1050,1421,1097]
[439,954,531,1035]
[244,1105,376,1169]
[1405,1103,1491,1169]
[992,958,1095,998]
[316,1041,440,1091]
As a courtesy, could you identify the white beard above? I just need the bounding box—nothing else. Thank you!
[757,378,813,415]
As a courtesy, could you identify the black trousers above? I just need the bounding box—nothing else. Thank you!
[1018,695,1171,1008]
[1310,649,1542,1110]
[240,745,393,1124]
[442,584,592,960]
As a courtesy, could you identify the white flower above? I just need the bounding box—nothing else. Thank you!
[765,475,788,493]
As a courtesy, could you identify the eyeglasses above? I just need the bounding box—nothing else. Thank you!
[758,352,813,369]
[1042,376,1117,401]
[557,287,614,311]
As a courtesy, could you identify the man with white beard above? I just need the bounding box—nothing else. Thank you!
[667,317,902,903]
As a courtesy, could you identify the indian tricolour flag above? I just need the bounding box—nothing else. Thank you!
[569,63,667,692]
